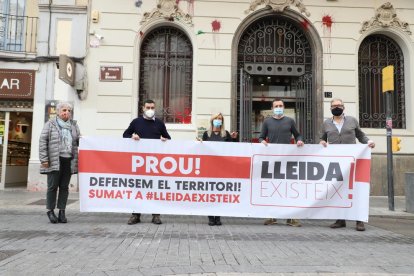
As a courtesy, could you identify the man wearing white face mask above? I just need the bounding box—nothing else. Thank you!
[123,99,171,225]
[259,99,304,227]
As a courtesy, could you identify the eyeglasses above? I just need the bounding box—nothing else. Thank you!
[331,105,343,108]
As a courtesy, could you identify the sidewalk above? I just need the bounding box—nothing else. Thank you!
[1,189,412,218]
[1,190,414,275]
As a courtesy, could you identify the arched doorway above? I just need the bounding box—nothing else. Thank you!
[233,11,322,143]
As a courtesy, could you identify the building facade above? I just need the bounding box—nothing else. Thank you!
[0,0,88,190]
[2,0,413,196]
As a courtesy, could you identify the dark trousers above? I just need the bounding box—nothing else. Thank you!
[132,213,160,216]
[46,157,72,210]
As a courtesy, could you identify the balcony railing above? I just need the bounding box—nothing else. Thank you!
[0,13,38,53]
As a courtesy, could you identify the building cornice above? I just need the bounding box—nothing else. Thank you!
[39,4,87,14]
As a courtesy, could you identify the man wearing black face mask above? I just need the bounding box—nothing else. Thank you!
[320,98,375,231]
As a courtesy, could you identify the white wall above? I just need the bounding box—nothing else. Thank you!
[83,0,414,155]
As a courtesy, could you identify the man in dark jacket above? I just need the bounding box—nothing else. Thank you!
[320,98,375,231]
[123,99,171,225]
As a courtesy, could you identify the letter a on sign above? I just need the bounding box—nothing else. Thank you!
[382,65,394,93]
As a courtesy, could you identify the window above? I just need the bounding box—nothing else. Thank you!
[358,34,405,129]
[139,26,193,124]
[0,0,25,51]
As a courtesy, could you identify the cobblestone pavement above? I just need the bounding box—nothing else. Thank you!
[0,191,414,275]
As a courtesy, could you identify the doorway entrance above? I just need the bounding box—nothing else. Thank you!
[0,111,32,189]
[236,13,318,143]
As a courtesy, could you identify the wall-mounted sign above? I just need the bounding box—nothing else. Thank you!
[0,69,35,99]
[99,66,123,81]
[59,55,75,86]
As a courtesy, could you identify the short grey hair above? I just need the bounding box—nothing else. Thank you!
[330,98,344,106]
[56,102,72,113]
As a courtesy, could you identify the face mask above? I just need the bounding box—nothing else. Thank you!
[213,119,222,127]
[144,109,155,118]
[331,107,343,116]
[273,108,284,116]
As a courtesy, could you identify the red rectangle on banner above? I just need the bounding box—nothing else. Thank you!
[355,159,371,183]
[79,150,251,179]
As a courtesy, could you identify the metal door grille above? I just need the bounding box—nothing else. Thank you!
[237,15,314,142]
[239,69,253,142]
[294,73,313,143]
[358,34,405,129]
[139,27,193,123]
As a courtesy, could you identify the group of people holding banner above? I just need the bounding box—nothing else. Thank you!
[39,97,375,231]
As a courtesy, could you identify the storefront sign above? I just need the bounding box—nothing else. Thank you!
[99,66,122,81]
[0,69,35,99]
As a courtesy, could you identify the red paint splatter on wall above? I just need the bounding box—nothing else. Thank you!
[321,15,334,60]
[300,19,309,30]
[322,15,333,29]
[211,20,221,54]
[211,20,221,32]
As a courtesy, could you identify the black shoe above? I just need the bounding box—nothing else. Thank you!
[208,216,215,226]
[152,215,162,224]
[215,216,222,226]
[356,221,366,231]
[330,219,346,228]
[127,214,141,225]
[58,210,67,223]
[47,210,58,223]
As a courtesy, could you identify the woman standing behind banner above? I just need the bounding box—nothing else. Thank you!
[39,102,81,224]
[199,112,238,226]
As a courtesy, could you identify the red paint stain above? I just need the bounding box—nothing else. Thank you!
[300,19,309,30]
[211,20,221,32]
[322,15,333,28]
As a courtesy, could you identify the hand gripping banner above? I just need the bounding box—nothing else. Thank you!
[79,137,371,221]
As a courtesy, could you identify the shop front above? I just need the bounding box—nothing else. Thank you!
[0,69,35,189]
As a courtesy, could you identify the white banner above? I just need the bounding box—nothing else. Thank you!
[79,137,371,221]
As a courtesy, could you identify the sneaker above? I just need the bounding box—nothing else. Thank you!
[264,218,277,225]
[356,221,366,231]
[330,219,346,228]
[127,214,140,225]
[286,219,302,227]
[152,215,162,224]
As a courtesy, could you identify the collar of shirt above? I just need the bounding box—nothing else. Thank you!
[331,114,345,131]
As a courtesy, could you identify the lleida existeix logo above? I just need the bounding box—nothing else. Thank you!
[250,154,356,208]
